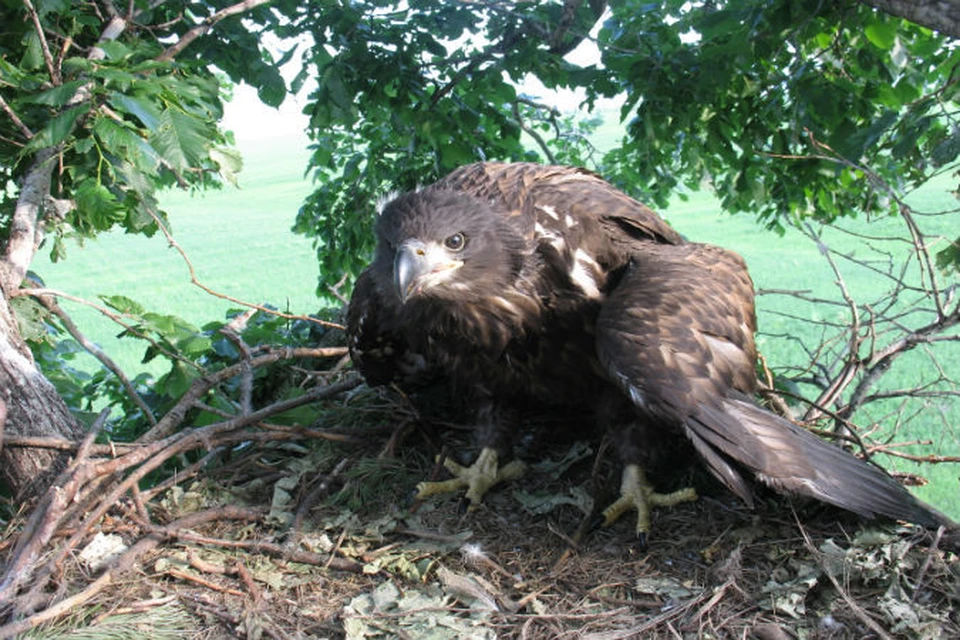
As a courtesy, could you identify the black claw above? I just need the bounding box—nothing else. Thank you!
[589,513,607,532]
[457,496,472,515]
[636,531,648,552]
[405,488,421,508]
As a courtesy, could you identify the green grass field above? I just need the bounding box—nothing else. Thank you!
[32,130,959,519]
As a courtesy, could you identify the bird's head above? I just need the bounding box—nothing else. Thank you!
[373,188,525,304]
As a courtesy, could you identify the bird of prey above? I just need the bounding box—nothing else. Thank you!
[347,162,951,542]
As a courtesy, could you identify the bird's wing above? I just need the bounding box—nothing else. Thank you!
[436,162,685,251]
[596,242,950,527]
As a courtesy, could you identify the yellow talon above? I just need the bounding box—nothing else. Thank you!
[415,448,526,508]
[601,464,698,538]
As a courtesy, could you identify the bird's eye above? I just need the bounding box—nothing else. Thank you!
[444,232,467,252]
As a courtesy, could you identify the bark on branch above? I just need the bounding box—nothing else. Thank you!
[861,0,960,40]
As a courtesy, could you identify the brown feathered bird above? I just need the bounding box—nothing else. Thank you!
[347,162,951,543]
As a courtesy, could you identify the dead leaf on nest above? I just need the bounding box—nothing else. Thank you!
[528,441,593,476]
[159,485,205,517]
[634,576,703,608]
[759,562,819,618]
[78,532,128,573]
[343,580,496,640]
[511,484,593,516]
[878,572,950,639]
[362,552,431,582]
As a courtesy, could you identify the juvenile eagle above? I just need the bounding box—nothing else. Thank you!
[347,162,950,541]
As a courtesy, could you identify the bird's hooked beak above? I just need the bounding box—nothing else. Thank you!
[394,239,462,303]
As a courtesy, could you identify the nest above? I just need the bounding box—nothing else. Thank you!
[1,371,957,639]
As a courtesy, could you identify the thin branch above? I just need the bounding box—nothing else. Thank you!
[22,0,60,85]
[512,100,557,164]
[0,507,262,638]
[802,223,863,422]
[157,0,272,62]
[31,290,158,425]
[797,518,894,640]
[141,203,344,330]
[138,347,349,443]
[0,409,109,604]
[15,286,204,372]
[0,94,34,140]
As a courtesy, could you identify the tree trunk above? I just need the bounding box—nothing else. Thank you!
[0,294,83,499]
[861,0,960,39]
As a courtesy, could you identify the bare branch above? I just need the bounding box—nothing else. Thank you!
[31,290,158,426]
[22,0,60,85]
[141,203,344,330]
[0,94,34,140]
[157,0,272,62]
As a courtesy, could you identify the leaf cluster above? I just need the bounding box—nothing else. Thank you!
[283,0,959,291]
[290,0,608,294]
[598,0,960,231]
[0,0,289,258]
[27,291,339,443]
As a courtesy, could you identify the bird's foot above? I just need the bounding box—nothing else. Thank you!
[597,464,698,549]
[415,447,526,510]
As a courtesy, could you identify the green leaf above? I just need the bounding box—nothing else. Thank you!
[24,104,88,151]
[178,334,212,356]
[20,31,44,70]
[160,362,196,398]
[864,21,897,50]
[151,107,209,170]
[935,238,960,275]
[209,146,243,187]
[256,66,287,108]
[99,294,146,315]
[75,180,124,230]
[11,295,50,343]
[109,92,161,130]
[931,129,960,167]
[25,80,87,106]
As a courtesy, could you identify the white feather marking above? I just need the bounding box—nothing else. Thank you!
[570,249,601,298]
[564,214,577,228]
[538,204,561,220]
[616,375,646,409]
[491,296,521,317]
[704,334,743,363]
[551,172,595,184]
[375,190,401,215]
[535,222,565,251]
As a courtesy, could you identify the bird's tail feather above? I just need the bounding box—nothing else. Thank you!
[684,396,953,529]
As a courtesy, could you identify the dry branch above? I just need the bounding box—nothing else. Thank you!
[0,507,261,638]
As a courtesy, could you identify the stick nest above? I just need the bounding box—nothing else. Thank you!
[1,360,957,640]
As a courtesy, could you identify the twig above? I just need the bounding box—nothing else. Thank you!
[0,94,34,139]
[139,348,350,442]
[0,507,260,638]
[158,529,364,573]
[22,0,60,85]
[165,567,245,596]
[32,290,157,425]
[220,309,257,415]
[513,100,557,164]
[16,286,201,371]
[141,202,343,330]
[292,456,350,533]
[796,518,894,640]
[911,526,945,604]
[0,409,110,604]
[0,398,6,457]
[157,0,272,62]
